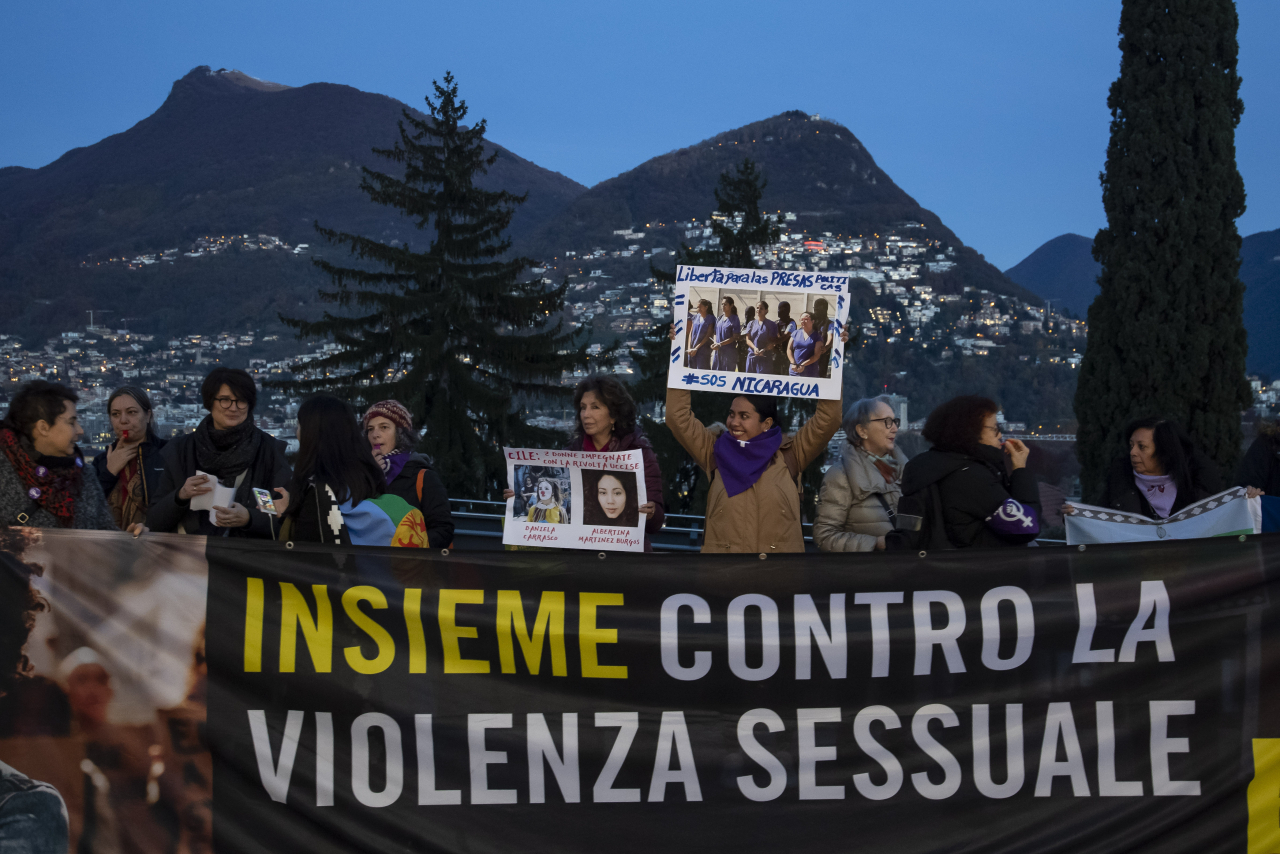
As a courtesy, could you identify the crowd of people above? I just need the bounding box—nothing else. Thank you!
[684,297,839,378]
[0,359,1275,554]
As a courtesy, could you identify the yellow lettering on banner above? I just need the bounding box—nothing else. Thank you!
[404,588,427,673]
[439,589,490,674]
[496,590,567,676]
[1248,738,1280,854]
[279,583,333,673]
[342,586,395,674]
[244,577,264,672]
[579,592,628,679]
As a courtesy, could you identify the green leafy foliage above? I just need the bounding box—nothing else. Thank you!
[273,73,592,499]
[1075,0,1251,500]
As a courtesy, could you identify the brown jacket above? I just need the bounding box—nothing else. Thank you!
[665,387,841,553]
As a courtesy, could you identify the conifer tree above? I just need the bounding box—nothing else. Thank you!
[277,73,590,498]
[1075,0,1250,500]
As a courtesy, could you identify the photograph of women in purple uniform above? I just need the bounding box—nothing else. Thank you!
[710,297,741,372]
[788,311,824,377]
[744,300,779,373]
[685,299,715,370]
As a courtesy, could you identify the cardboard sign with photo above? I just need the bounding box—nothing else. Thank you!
[503,448,647,552]
[668,265,850,400]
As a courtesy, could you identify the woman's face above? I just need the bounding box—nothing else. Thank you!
[755,302,768,319]
[366,416,397,455]
[1130,428,1164,475]
[597,474,627,519]
[721,299,734,316]
[697,302,710,317]
[979,412,1003,449]
[34,400,83,457]
[537,481,554,502]
[109,394,150,443]
[209,383,249,431]
[578,390,614,439]
[799,313,814,334]
[726,396,773,442]
[858,401,899,456]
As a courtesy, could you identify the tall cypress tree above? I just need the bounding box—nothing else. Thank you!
[1075,0,1250,500]
[277,73,589,498]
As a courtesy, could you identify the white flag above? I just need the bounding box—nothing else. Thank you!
[1065,487,1261,546]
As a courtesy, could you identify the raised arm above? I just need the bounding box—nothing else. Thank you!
[664,387,716,474]
[790,393,842,470]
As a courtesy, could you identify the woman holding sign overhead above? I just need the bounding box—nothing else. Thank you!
[667,326,845,553]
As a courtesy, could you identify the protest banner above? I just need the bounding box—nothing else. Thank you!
[502,447,647,552]
[667,265,851,400]
[2,527,1280,854]
[1065,487,1261,545]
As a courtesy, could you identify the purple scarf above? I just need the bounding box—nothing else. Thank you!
[713,426,783,497]
[380,451,411,483]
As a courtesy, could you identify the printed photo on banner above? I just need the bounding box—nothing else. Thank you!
[668,264,850,400]
[503,447,646,551]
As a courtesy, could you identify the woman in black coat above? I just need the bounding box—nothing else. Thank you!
[92,386,167,531]
[147,368,291,539]
[898,395,1041,548]
[1236,421,1279,496]
[361,400,454,548]
[1096,417,1222,519]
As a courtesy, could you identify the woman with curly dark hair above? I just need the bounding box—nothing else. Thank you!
[897,395,1041,548]
[0,528,70,853]
[503,375,665,549]
[1094,417,1223,519]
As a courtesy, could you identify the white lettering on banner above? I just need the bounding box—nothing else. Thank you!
[415,715,462,805]
[1072,583,1116,663]
[913,591,967,675]
[854,592,904,678]
[648,712,702,802]
[1150,701,1200,796]
[1121,582,1175,663]
[527,713,580,804]
[316,711,334,807]
[980,587,1035,671]
[797,708,844,800]
[1096,702,1144,796]
[727,594,781,681]
[972,704,1024,799]
[911,704,962,799]
[352,713,403,807]
[736,709,787,802]
[248,709,303,804]
[660,594,713,681]
[594,712,641,803]
[469,714,517,805]
[852,706,904,800]
[1035,703,1091,796]
[794,594,847,680]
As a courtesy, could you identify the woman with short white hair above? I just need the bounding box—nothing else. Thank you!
[813,395,907,552]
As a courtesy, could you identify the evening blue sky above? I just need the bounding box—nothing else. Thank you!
[2,1,1276,269]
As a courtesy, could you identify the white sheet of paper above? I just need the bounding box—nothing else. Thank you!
[188,470,237,525]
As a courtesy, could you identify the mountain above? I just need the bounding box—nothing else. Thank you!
[1003,233,1100,318]
[517,111,1036,303]
[1007,230,1280,376]
[0,66,586,337]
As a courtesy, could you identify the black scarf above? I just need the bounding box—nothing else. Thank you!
[192,416,261,481]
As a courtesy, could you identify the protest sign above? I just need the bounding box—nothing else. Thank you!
[502,447,647,551]
[667,265,851,400]
[1065,487,1260,545]
[3,528,1280,854]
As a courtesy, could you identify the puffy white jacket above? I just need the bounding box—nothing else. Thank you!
[813,442,907,552]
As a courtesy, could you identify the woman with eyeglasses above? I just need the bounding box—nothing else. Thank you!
[148,367,291,538]
[896,395,1041,548]
[814,396,908,552]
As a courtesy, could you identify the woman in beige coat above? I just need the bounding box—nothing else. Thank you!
[814,395,907,552]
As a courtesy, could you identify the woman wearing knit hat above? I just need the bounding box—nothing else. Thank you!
[362,400,455,548]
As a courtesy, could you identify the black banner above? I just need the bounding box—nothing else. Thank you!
[205,537,1280,854]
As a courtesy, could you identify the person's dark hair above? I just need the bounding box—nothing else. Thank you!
[697,299,713,313]
[286,395,385,513]
[0,529,48,698]
[722,296,737,314]
[813,297,830,324]
[2,380,78,440]
[581,469,640,527]
[734,395,779,428]
[777,300,791,318]
[573,375,637,440]
[922,395,1000,453]
[1123,416,1195,496]
[108,385,159,443]
[756,300,770,313]
[200,367,257,412]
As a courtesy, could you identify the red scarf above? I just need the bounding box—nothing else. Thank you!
[0,427,83,527]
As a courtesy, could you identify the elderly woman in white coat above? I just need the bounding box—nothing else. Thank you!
[814,395,907,551]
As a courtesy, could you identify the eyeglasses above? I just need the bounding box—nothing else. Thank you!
[982,424,1003,435]
[867,417,901,429]
[213,397,248,410]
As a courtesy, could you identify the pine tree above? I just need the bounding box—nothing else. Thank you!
[276,73,590,498]
[1075,0,1251,500]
